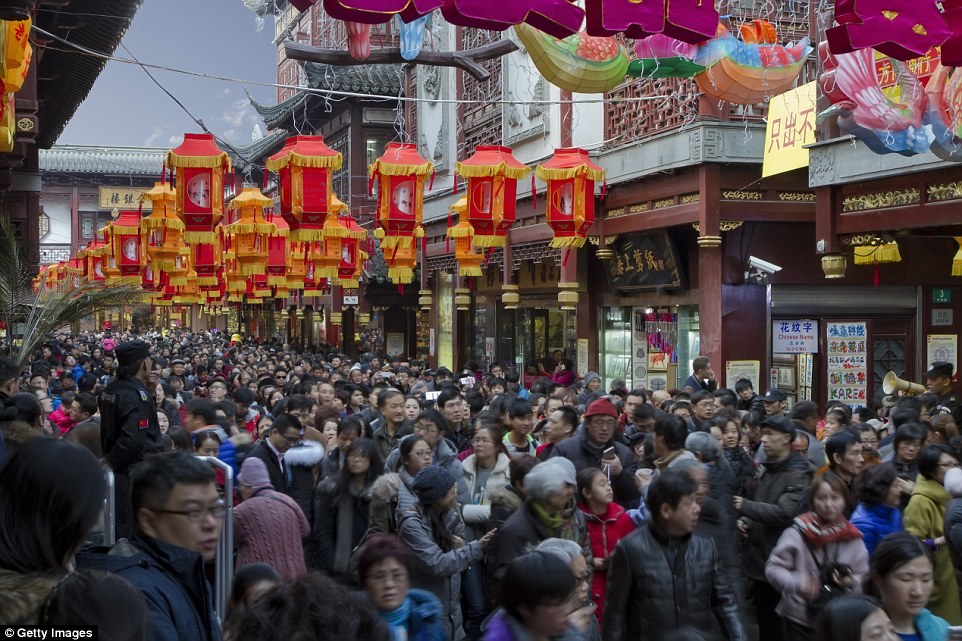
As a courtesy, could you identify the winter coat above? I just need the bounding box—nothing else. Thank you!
[397,503,484,641]
[385,435,470,508]
[944,468,962,580]
[549,432,641,506]
[370,588,447,641]
[284,439,326,523]
[723,446,756,497]
[366,468,419,538]
[311,477,374,580]
[764,522,869,627]
[738,451,814,581]
[580,502,636,622]
[487,484,524,532]
[850,502,903,556]
[76,535,221,641]
[482,608,583,641]
[461,453,511,541]
[0,569,60,624]
[904,476,962,624]
[234,486,310,582]
[601,524,746,641]
[372,420,413,461]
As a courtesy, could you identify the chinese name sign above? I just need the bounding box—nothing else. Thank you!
[826,321,868,408]
[772,320,819,354]
[762,82,816,178]
[98,187,152,211]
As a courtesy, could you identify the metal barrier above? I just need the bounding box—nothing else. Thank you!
[197,456,234,618]
[103,465,115,547]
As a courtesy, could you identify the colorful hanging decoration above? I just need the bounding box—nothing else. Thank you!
[536,148,605,249]
[953,238,962,277]
[398,13,429,60]
[225,187,276,276]
[79,239,106,283]
[445,197,484,277]
[266,215,291,289]
[267,135,343,242]
[513,24,630,94]
[314,194,360,284]
[108,210,144,285]
[370,142,431,262]
[630,34,704,79]
[2,16,32,93]
[826,0,950,63]
[345,21,372,60]
[139,182,184,273]
[336,215,368,288]
[456,145,530,247]
[382,241,418,285]
[166,133,231,244]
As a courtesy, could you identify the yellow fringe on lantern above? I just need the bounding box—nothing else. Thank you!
[227,223,275,235]
[388,267,414,284]
[323,219,350,238]
[141,217,184,231]
[169,277,188,287]
[271,226,289,237]
[953,237,962,277]
[316,267,338,280]
[154,299,173,307]
[336,277,361,288]
[369,160,434,177]
[239,263,267,276]
[379,236,414,250]
[303,288,324,297]
[459,265,484,277]
[447,222,474,239]
[550,236,588,249]
[266,152,342,172]
[853,242,901,265]
[473,235,506,248]
[197,276,220,286]
[111,224,141,235]
[290,229,326,243]
[184,230,217,244]
[165,151,232,171]
[455,162,531,180]
[267,275,287,286]
[535,165,605,182]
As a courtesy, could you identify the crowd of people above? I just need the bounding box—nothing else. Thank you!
[1,330,962,641]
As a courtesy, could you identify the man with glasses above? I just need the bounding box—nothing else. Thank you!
[246,413,304,494]
[689,390,717,431]
[78,450,224,641]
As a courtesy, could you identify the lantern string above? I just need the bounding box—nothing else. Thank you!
[429,170,435,191]
[562,248,570,267]
[531,175,537,209]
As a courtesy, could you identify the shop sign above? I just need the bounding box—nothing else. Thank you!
[99,186,151,211]
[772,320,819,354]
[762,82,817,178]
[826,321,868,408]
[603,231,684,291]
[933,288,952,304]
[927,334,958,375]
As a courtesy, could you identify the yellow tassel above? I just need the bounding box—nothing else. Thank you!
[535,165,605,182]
[473,235,506,248]
[374,228,386,239]
[853,242,901,265]
[240,263,267,276]
[184,230,217,244]
[455,163,531,179]
[388,267,414,283]
[460,265,483,277]
[267,275,287,286]
[290,229,326,243]
[953,238,962,277]
[370,161,433,177]
[197,276,220,286]
[336,278,360,288]
[266,152,343,172]
[166,151,231,171]
[447,223,474,239]
[550,236,587,249]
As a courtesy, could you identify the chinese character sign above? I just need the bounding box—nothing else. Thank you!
[772,319,819,354]
[762,82,817,177]
[826,321,869,408]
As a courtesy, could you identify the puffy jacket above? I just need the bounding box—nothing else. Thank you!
[765,523,869,626]
[398,503,483,641]
[284,439,326,522]
[601,524,747,641]
[370,588,447,641]
[76,535,221,641]
[311,477,373,579]
[580,502,636,622]
[461,453,511,541]
[738,451,814,581]
[549,432,640,506]
[851,502,903,555]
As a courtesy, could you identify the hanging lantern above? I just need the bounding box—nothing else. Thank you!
[140,181,184,273]
[167,133,231,244]
[251,274,272,299]
[109,210,144,285]
[100,222,121,283]
[266,215,290,288]
[537,148,605,248]
[370,142,432,257]
[64,257,84,291]
[3,16,32,93]
[336,215,368,288]
[456,145,530,247]
[267,135,343,242]
[0,93,14,154]
[154,271,175,307]
[445,197,484,277]
[303,259,326,297]
[79,239,106,283]
[313,194,349,281]
[288,241,308,292]
[852,241,901,265]
[383,241,418,285]
[225,187,275,276]
[952,237,962,277]
[192,241,221,287]
[140,263,162,301]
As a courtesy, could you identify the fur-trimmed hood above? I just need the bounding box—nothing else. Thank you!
[487,484,523,512]
[282,439,325,468]
[371,471,401,502]
[0,569,59,625]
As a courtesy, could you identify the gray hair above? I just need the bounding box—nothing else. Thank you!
[536,538,582,565]
[685,431,721,463]
[672,457,709,477]
[523,462,567,500]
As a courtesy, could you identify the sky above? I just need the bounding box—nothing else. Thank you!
[58,0,281,149]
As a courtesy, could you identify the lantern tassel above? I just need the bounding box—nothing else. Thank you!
[601,179,607,200]
[452,171,458,195]
[953,237,962,277]
[446,211,451,253]
[531,174,537,209]
[263,167,269,189]
[429,170,435,191]
[873,264,879,287]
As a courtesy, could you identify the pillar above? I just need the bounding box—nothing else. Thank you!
[696,163,723,374]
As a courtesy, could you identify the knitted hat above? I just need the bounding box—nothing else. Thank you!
[584,397,618,419]
[412,465,456,505]
[115,340,149,367]
[238,456,273,490]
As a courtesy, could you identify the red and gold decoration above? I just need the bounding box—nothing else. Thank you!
[536,148,605,249]
[314,194,367,288]
[335,215,368,288]
[167,133,230,243]
[225,187,275,276]
[78,239,106,283]
[266,214,291,290]
[267,135,343,242]
[108,210,145,285]
[370,142,431,253]
[445,197,484,277]
[139,181,183,273]
[456,145,530,248]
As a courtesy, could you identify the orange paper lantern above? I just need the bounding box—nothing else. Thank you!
[457,145,530,248]
[445,197,484,277]
[140,182,184,273]
[267,135,343,242]
[225,187,276,276]
[109,210,144,284]
[370,142,432,254]
[536,148,605,248]
[167,133,231,244]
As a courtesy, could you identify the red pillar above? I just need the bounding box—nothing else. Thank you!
[697,164,723,373]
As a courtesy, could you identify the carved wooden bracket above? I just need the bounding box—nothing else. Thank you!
[284,39,519,82]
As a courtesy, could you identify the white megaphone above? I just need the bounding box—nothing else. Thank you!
[882,371,926,396]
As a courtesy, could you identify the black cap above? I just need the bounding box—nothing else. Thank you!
[115,340,150,367]
[760,389,788,403]
[925,361,954,379]
[760,415,795,439]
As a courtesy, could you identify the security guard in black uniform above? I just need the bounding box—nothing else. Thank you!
[98,339,163,537]
[925,361,962,426]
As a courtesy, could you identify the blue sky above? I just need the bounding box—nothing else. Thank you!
[59,0,280,148]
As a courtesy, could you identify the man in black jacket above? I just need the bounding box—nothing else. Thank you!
[245,413,303,494]
[602,468,746,641]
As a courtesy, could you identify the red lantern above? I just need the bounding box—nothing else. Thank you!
[456,145,530,247]
[336,215,368,288]
[193,241,221,287]
[446,198,484,277]
[267,135,343,242]
[140,181,184,273]
[371,143,431,259]
[225,187,275,276]
[167,133,231,244]
[536,148,605,248]
[314,194,352,281]
[267,215,290,288]
[109,210,144,284]
[383,242,418,285]
[78,240,106,283]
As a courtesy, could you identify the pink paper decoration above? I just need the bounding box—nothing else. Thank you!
[585,0,717,43]
[441,0,584,39]
[322,0,441,23]
[827,0,950,61]
[941,0,962,67]
[346,21,372,60]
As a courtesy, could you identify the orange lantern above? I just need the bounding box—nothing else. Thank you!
[3,17,32,93]
[314,194,352,281]
[456,145,530,247]
[383,242,418,285]
[267,135,343,242]
[140,263,162,301]
[79,240,106,283]
[154,271,175,307]
[288,241,308,292]
[303,256,326,297]
[174,262,202,305]
[192,241,221,287]
[266,215,290,288]
[167,133,230,244]
[370,143,431,255]
[536,148,605,249]
[109,210,144,284]
[225,187,275,276]
[140,181,184,273]
[336,215,368,288]
[100,221,121,283]
[446,197,484,277]
[64,257,84,291]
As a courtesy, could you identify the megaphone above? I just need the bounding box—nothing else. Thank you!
[882,371,926,396]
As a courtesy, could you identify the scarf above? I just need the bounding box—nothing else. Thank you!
[794,511,862,546]
[381,596,412,641]
[333,482,368,574]
[532,499,565,530]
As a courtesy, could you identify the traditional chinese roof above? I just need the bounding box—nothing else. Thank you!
[251,62,403,130]
[39,145,166,175]
[36,0,147,148]
[225,129,290,179]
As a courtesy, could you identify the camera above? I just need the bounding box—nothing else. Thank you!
[748,255,782,274]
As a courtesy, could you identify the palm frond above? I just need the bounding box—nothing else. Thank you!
[0,214,34,342]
